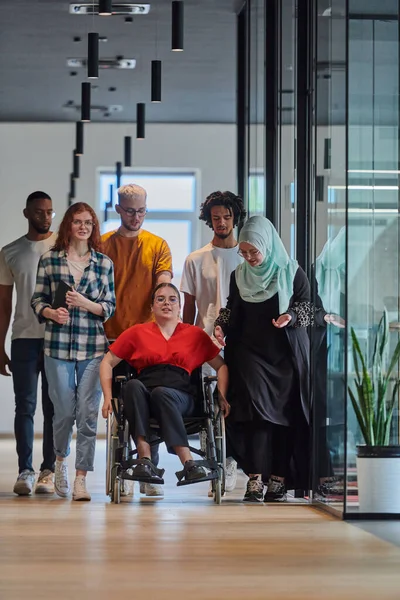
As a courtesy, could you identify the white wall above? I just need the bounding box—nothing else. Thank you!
[0,122,237,435]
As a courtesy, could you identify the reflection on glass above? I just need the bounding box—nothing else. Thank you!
[346,8,399,515]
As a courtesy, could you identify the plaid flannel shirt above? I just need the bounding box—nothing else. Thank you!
[31,248,115,361]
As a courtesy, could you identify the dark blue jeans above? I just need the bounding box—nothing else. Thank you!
[11,339,55,473]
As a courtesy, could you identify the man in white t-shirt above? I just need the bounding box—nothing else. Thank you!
[0,191,57,496]
[180,190,246,494]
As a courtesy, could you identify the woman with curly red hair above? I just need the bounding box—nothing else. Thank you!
[32,202,115,501]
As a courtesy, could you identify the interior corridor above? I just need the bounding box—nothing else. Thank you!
[0,439,399,600]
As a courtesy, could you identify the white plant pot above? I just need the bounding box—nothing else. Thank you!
[357,446,400,514]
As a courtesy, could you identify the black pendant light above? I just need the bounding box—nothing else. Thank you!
[116,161,122,188]
[81,82,91,122]
[73,151,80,179]
[136,103,145,139]
[124,136,132,167]
[104,184,114,222]
[68,194,73,207]
[151,60,162,102]
[76,121,84,155]
[88,33,99,79]
[171,1,184,51]
[70,174,76,199]
[99,0,112,15]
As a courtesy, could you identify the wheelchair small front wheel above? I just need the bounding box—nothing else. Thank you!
[214,476,222,505]
[113,477,121,504]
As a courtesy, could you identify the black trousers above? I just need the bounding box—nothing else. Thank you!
[229,421,294,479]
[122,379,195,454]
[111,361,162,465]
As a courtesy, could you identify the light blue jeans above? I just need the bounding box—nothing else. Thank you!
[44,355,103,472]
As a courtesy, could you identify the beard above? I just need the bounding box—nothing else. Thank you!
[214,230,232,240]
[30,221,51,234]
[122,221,142,232]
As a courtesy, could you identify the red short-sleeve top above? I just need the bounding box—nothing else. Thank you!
[109,322,220,374]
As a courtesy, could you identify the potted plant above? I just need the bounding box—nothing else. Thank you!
[349,309,400,514]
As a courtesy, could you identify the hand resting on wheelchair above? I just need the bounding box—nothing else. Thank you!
[100,283,229,485]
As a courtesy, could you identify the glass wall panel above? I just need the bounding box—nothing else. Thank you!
[248,0,266,216]
[345,4,400,516]
[278,0,297,257]
[312,0,347,516]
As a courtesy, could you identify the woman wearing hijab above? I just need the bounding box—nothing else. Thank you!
[214,216,311,503]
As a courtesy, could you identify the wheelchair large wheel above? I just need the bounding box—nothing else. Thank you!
[106,413,119,497]
[213,410,226,502]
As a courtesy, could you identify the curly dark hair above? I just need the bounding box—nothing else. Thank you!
[199,191,247,229]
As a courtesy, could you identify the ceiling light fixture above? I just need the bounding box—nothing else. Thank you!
[171,1,184,51]
[76,121,84,155]
[81,82,91,122]
[70,174,76,198]
[151,60,161,102]
[88,32,99,78]
[73,151,80,179]
[67,57,136,70]
[136,103,145,139]
[116,161,122,188]
[69,3,150,15]
[99,0,112,15]
[124,136,132,166]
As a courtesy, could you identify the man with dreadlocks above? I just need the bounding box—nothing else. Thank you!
[180,190,246,495]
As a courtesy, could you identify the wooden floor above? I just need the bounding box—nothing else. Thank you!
[1,440,400,599]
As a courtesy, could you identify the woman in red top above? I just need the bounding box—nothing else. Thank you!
[100,283,229,483]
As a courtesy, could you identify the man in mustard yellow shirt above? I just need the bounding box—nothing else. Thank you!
[102,183,172,339]
[101,183,172,497]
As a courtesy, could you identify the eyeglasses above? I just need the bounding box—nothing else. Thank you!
[33,210,55,220]
[72,219,94,227]
[154,295,179,305]
[118,205,147,217]
[238,248,261,258]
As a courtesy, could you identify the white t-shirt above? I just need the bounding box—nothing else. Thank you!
[0,233,57,340]
[180,242,243,336]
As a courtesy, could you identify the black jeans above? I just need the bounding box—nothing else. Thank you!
[122,379,195,453]
[11,339,55,473]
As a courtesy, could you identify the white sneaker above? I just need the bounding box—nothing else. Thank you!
[140,482,164,497]
[35,470,55,495]
[13,470,36,496]
[72,475,91,501]
[225,457,238,492]
[121,478,134,497]
[54,460,70,498]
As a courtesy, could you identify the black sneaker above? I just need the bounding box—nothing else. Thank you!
[243,477,264,503]
[264,476,287,502]
[184,460,207,482]
[315,476,344,502]
[132,457,154,478]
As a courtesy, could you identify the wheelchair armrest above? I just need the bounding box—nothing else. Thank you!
[203,375,218,384]
[115,375,128,383]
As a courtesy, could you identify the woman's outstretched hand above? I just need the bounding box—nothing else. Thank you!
[214,325,226,347]
[272,313,292,328]
[324,313,345,329]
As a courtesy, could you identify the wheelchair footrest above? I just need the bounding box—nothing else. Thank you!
[176,472,218,487]
[175,458,220,486]
[121,471,164,485]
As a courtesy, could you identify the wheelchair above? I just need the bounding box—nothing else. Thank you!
[105,367,227,504]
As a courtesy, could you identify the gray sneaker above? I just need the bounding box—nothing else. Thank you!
[13,470,36,496]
